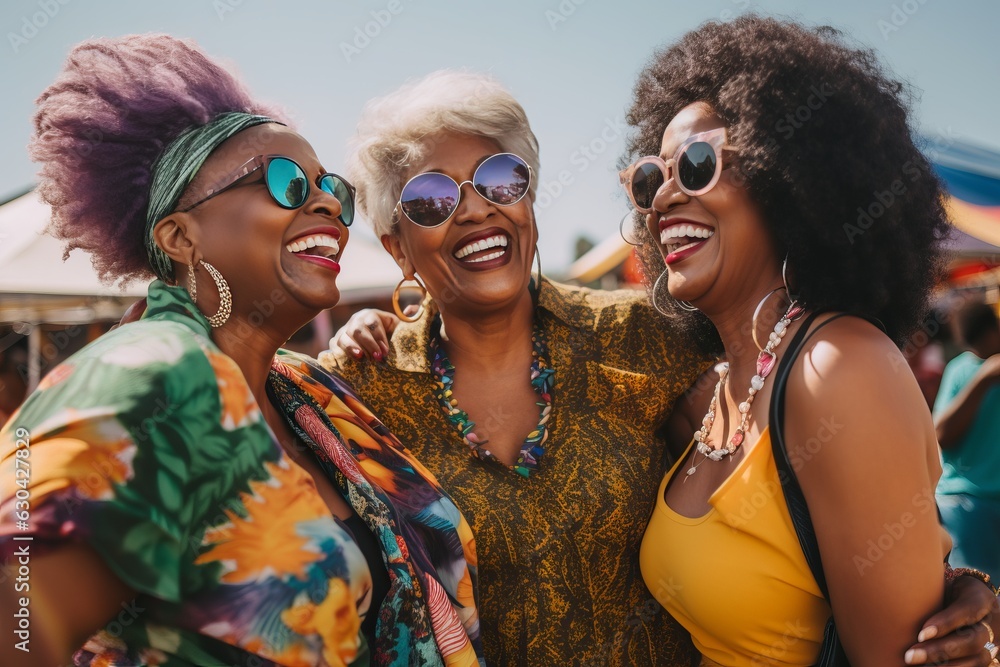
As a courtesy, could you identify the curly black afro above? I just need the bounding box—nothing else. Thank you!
[624,15,950,348]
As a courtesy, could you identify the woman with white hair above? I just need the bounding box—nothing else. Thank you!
[324,70,1000,666]
[323,69,707,664]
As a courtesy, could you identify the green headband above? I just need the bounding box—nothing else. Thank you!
[145,111,279,281]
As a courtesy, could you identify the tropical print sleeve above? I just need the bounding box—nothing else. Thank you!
[0,286,371,666]
[0,320,228,601]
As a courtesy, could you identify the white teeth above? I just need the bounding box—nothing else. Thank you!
[659,224,715,245]
[285,234,340,256]
[453,234,509,259]
[466,250,504,263]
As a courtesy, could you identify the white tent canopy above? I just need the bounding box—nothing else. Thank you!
[0,189,400,324]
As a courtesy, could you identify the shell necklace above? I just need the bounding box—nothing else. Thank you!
[685,300,804,477]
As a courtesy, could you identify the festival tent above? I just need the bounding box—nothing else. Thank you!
[936,138,1000,247]
[0,188,401,391]
[933,138,1000,290]
[0,188,400,325]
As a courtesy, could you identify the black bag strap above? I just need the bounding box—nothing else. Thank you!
[768,310,843,599]
[769,311,882,667]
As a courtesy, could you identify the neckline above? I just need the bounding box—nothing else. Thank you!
[658,426,771,525]
[429,316,555,478]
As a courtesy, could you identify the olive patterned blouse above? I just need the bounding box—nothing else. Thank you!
[322,278,711,665]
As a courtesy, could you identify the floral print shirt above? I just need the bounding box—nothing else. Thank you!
[0,280,483,666]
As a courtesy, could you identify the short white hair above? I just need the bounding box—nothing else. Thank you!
[347,69,540,238]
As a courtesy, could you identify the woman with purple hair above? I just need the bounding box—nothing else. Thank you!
[0,35,483,666]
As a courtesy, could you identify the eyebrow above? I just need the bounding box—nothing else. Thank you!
[423,153,495,175]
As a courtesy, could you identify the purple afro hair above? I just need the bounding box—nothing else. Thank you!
[30,33,284,285]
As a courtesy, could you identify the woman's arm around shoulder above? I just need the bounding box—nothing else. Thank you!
[784,315,949,667]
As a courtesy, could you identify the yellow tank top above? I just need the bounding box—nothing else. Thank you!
[640,429,831,666]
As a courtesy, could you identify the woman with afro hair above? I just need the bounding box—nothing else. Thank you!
[630,16,1000,667]
[0,35,484,666]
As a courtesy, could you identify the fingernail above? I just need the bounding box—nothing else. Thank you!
[917,626,937,642]
[352,348,363,358]
[373,351,383,362]
[905,648,925,664]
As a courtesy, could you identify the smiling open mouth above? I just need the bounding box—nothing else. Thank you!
[661,224,714,254]
[286,233,341,260]
[453,233,509,263]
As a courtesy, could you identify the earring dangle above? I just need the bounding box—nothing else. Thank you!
[392,275,427,323]
[751,286,787,353]
[196,260,232,328]
[532,242,543,293]
[652,270,697,315]
[782,255,798,299]
[187,263,198,303]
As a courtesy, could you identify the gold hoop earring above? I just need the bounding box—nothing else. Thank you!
[198,260,232,328]
[187,263,198,303]
[392,275,427,323]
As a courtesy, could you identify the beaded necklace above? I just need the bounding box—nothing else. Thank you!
[430,318,554,477]
[685,300,804,477]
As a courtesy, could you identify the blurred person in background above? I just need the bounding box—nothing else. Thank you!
[0,342,28,428]
[935,300,1000,582]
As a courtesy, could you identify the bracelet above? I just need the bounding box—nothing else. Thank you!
[946,565,1000,596]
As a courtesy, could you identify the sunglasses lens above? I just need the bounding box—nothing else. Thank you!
[267,157,309,208]
[677,142,718,193]
[320,174,355,226]
[474,154,530,205]
[400,173,459,227]
[630,162,665,209]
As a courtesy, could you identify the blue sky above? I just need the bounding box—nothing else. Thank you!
[1,0,996,272]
